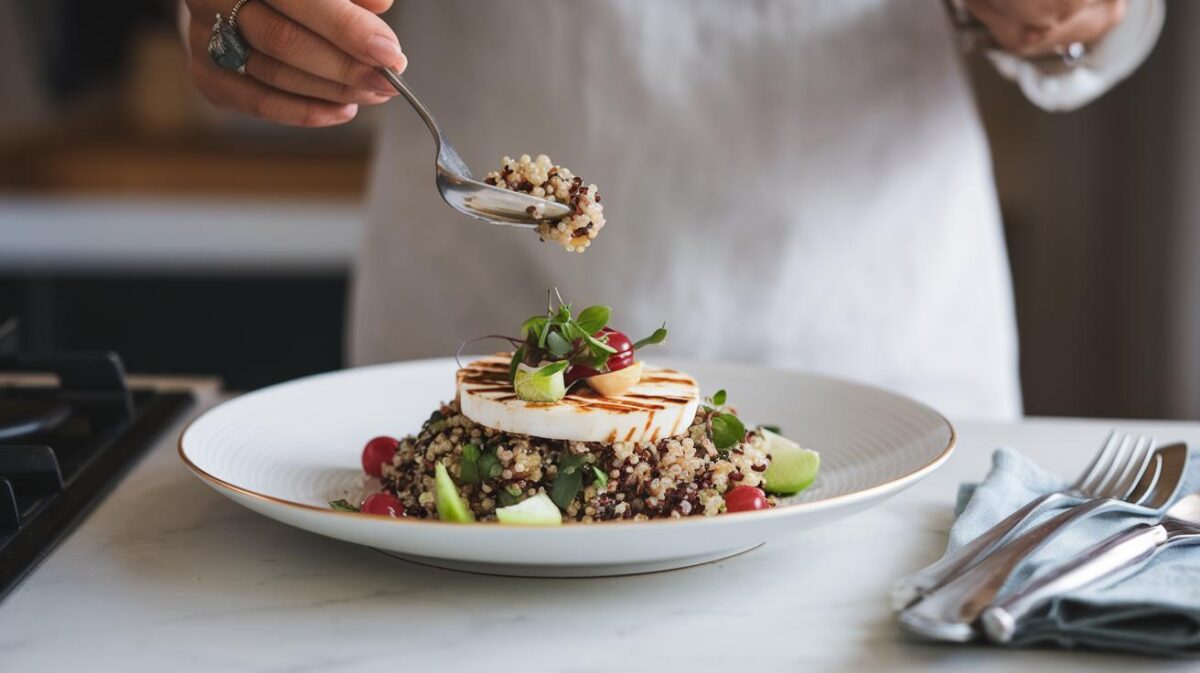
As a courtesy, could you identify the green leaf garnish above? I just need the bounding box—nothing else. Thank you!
[498,486,524,507]
[761,425,782,435]
[591,466,609,489]
[459,443,482,484]
[329,499,360,512]
[520,316,547,339]
[711,413,747,451]
[551,470,582,510]
[711,389,727,406]
[485,291,668,384]
[632,325,668,351]
[584,332,617,354]
[551,454,589,510]
[535,360,569,378]
[476,452,502,480]
[546,330,573,358]
[575,305,612,335]
[509,346,525,384]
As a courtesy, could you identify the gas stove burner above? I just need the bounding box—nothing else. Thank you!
[0,399,72,441]
[0,321,194,600]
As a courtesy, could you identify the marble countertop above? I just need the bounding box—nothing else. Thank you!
[2,387,1198,672]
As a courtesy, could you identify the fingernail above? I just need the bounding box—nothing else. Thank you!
[371,72,398,94]
[366,35,404,67]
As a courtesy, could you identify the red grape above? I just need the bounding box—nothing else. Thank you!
[361,493,405,517]
[361,436,399,478]
[724,486,769,513]
[566,328,636,384]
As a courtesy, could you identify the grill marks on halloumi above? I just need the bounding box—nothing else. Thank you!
[456,355,700,443]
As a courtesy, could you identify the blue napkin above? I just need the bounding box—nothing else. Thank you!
[945,446,1200,658]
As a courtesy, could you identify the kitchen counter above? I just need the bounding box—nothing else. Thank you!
[2,385,1198,672]
[0,195,361,274]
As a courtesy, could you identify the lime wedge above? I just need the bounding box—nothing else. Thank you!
[435,462,475,522]
[495,493,563,526]
[514,362,567,402]
[761,429,820,495]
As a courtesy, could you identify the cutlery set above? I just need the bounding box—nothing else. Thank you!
[895,432,1193,644]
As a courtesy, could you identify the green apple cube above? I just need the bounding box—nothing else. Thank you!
[514,364,567,402]
[435,462,475,522]
[495,493,563,526]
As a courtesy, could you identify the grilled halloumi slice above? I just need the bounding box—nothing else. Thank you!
[457,355,700,443]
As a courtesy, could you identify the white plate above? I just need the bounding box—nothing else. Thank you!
[180,358,955,577]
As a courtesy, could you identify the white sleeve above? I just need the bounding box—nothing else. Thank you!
[986,0,1165,112]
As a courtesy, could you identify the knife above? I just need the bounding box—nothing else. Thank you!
[981,492,1200,643]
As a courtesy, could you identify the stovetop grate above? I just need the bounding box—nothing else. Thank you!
[0,329,193,601]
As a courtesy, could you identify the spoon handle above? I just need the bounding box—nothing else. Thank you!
[891,491,1069,610]
[981,523,1166,643]
[378,67,444,147]
[898,498,1117,642]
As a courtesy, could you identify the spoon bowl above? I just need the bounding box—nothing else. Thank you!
[380,67,572,228]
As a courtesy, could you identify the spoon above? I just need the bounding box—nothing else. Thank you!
[378,67,572,228]
[898,441,1188,642]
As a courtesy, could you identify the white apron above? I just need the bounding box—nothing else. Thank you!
[353,0,1023,420]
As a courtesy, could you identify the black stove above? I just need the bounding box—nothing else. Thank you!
[0,318,194,600]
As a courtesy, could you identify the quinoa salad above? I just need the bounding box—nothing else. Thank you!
[484,154,605,253]
[331,294,819,525]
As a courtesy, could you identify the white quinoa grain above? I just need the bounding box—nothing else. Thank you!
[483,154,606,253]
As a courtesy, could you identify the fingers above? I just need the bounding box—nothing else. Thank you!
[351,0,395,14]
[186,19,359,127]
[246,52,394,105]
[1026,0,1127,55]
[966,0,1125,57]
[183,0,405,125]
[985,0,1091,27]
[188,19,389,106]
[263,0,406,70]
[966,0,1049,53]
[236,2,401,94]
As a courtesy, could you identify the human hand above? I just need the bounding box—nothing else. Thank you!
[965,0,1128,57]
[183,0,407,127]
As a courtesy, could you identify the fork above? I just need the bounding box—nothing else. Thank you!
[891,431,1158,610]
[897,436,1179,642]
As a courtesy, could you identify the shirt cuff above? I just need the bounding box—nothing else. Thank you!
[986,0,1165,113]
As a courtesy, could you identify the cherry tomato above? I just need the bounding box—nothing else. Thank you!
[724,486,769,513]
[361,436,399,478]
[361,492,405,517]
[601,327,635,371]
[565,328,636,384]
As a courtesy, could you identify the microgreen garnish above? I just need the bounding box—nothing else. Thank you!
[632,325,668,351]
[494,289,669,385]
[329,499,360,512]
[761,425,782,435]
[477,452,503,480]
[535,360,569,378]
[458,443,502,485]
[591,466,609,489]
[711,413,747,451]
[498,486,524,507]
[704,389,747,452]
[550,453,590,510]
[459,443,482,484]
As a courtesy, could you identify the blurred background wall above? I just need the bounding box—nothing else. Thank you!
[0,0,1195,419]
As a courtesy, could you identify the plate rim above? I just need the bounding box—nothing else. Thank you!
[179,357,957,531]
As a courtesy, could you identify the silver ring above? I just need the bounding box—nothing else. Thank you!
[208,0,254,75]
[1057,41,1087,67]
